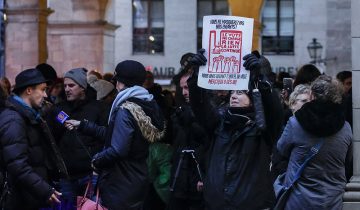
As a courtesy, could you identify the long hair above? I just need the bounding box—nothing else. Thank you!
[293,64,321,88]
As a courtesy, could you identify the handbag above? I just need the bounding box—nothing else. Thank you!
[77,180,107,210]
[273,139,324,210]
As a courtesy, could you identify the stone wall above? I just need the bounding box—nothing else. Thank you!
[46,0,116,77]
[326,0,352,76]
[5,0,51,83]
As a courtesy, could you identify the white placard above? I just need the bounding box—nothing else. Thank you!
[198,15,254,90]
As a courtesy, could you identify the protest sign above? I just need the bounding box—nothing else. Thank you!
[198,15,254,90]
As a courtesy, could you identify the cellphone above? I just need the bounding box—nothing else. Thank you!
[283,78,294,95]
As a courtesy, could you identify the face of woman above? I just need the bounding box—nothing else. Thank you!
[229,90,251,108]
[291,93,311,113]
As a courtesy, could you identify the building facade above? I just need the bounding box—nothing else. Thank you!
[2,0,360,207]
[3,0,351,83]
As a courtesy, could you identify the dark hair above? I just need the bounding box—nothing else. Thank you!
[0,85,7,107]
[12,84,38,96]
[89,70,103,79]
[278,72,291,82]
[0,77,11,95]
[336,71,352,83]
[293,64,321,88]
[36,63,57,82]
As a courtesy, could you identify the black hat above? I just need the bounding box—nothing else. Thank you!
[13,68,48,91]
[114,60,146,87]
[36,63,57,82]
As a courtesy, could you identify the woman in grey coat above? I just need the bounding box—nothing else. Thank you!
[277,75,352,210]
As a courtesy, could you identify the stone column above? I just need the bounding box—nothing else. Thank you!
[228,0,263,51]
[5,0,52,83]
[47,21,118,76]
[343,0,360,209]
[46,0,119,76]
[325,0,351,76]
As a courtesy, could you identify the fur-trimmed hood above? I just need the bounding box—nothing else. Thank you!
[121,97,165,143]
[295,100,345,137]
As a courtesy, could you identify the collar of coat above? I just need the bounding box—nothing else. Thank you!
[295,99,345,137]
[120,101,165,143]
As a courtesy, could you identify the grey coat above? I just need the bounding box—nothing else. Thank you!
[277,116,352,210]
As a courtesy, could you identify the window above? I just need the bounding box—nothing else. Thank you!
[262,0,294,55]
[197,0,229,49]
[133,0,164,54]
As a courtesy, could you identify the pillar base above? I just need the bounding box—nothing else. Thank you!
[343,176,360,209]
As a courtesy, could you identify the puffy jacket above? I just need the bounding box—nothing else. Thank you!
[0,97,57,209]
[48,89,108,178]
[79,97,165,210]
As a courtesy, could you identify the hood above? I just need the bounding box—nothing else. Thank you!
[295,100,345,137]
[122,97,165,142]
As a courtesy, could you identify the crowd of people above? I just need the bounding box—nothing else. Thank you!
[0,49,353,210]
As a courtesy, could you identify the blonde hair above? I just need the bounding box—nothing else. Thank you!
[289,84,311,108]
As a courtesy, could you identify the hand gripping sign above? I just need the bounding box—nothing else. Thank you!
[198,16,254,90]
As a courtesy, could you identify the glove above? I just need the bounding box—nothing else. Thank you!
[242,51,261,72]
[189,49,207,66]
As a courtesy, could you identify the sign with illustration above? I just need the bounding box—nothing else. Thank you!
[198,15,254,90]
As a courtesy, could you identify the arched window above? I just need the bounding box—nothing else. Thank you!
[133,0,164,54]
[197,0,229,49]
[262,0,294,54]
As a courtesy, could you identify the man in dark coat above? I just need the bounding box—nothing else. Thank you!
[187,51,281,210]
[47,68,108,206]
[167,69,207,210]
[65,60,165,210]
[0,69,66,210]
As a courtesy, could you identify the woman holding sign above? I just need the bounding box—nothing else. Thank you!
[186,50,282,209]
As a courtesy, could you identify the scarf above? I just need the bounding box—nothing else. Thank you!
[12,95,41,121]
[108,85,153,124]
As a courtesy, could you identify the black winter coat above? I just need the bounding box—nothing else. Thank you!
[79,97,165,210]
[0,97,58,209]
[188,77,280,210]
[169,105,207,200]
[48,92,108,178]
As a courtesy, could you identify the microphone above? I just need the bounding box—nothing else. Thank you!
[56,111,69,124]
[55,109,92,159]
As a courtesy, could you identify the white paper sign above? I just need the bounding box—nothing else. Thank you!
[198,15,254,90]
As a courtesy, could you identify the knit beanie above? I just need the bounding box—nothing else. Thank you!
[64,68,88,89]
[114,60,146,87]
[88,75,115,100]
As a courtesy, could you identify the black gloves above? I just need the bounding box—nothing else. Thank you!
[243,51,264,84]
[243,51,261,72]
[189,49,207,66]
